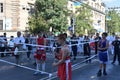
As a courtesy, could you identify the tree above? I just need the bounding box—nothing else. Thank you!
[75,4,93,35]
[28,0,69,34]
[29,16,48,34]
[106,10,120,34]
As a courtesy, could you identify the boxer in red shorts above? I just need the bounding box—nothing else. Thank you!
[34,48,46,61]
[34,34,46,75]
[53,34,72,80]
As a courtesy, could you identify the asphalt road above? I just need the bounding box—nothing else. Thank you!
[0,53,120,80]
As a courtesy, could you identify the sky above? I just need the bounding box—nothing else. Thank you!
[102,0,120,7]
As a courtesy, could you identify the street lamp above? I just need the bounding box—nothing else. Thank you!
[70,17,75,34]
[70,15,76,34]
[105,8,111,33]
[27,2,38,27]
[22,5,31,33]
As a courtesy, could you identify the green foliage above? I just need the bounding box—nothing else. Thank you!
[28,0,68,34]
[106,10,120,34]
[75,4,93,35]
[28,16,48,34]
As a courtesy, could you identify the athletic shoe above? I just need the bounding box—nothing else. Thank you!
[34,71,39,75]
[103,70,107,76]
[97,70,102,77]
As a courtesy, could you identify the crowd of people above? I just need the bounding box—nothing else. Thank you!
[0,31,120,80]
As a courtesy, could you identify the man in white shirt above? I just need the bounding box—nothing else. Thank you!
[78,35,84,54]
[14,31,25,65]
[8,36,14,48]
[107,33,115,54]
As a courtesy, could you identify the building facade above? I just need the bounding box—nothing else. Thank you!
[0,0,105,36]
[0,0,35,32]
[86,0,106,32]
[68,0,106,33]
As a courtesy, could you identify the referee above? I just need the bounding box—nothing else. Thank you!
[111,35,120,65]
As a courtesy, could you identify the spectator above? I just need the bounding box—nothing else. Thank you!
[108,33,116,54]
[94,33,101,54]
[0,35,7,57]
[14,31,25,65]
[25,34,32,60]
[8,36,14,49]
[71,34,78,60]
[3,33,7,41]
[83,36,91,63]
[8,36,14,56]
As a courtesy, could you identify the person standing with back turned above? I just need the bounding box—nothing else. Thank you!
[94,33,101,54]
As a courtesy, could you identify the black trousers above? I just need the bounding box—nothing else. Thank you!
[95,42,98,54]
[112,51,120,63]
[27,50,31,59]
[72,46,77,59]
[0,47,5,57]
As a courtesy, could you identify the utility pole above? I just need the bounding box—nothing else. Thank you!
[72,17,75,34]
[70,15,75,34]
[28,1,38,33]
[4,0,6,32]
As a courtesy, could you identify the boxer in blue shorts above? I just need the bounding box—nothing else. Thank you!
[97,32,109,77]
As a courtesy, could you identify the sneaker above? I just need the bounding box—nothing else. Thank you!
[97,70,102,77]
[41,72,45,74]
[20,63,24,65]
[118,62,120,65]
[111,62,114,64]
[33,62,36,66]
[74,57,76,60]
[103,71,107,76]
[119,63,120,65]
[27,58,31,61]
[34,71,39,75]
[89,60,91,63]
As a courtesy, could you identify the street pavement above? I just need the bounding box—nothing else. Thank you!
[0,52,120,80]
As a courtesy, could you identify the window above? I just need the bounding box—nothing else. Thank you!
[0,3,3,13]
[0,20,3,30]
